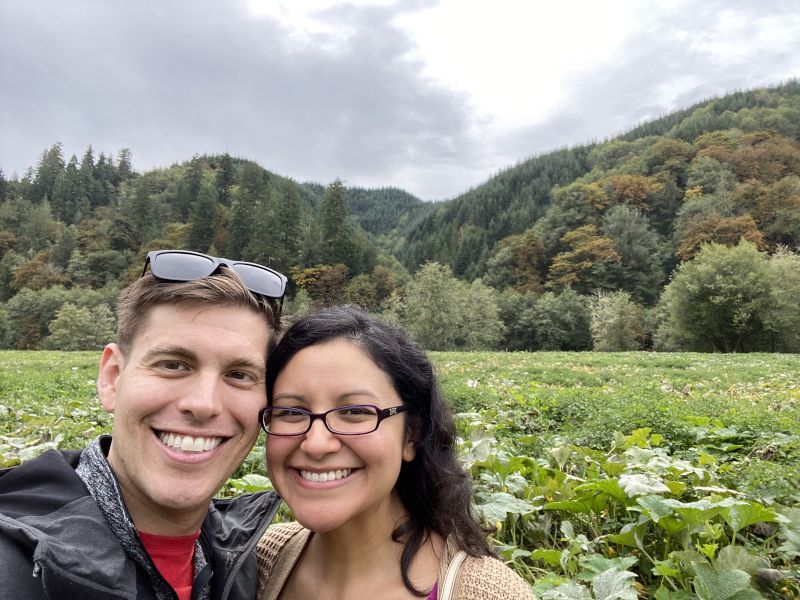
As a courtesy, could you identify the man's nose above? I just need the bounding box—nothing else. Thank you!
[176,374,223,420]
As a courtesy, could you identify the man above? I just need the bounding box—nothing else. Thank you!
[0,250,287,600]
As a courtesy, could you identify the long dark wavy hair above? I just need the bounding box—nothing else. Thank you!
[265,305,494,596]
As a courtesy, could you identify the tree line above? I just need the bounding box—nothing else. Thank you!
[1,80,799,352]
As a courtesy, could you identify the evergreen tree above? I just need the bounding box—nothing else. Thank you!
[79,146,103,209]
[320,179,357,269]
[117,148,134,182]
[232,162,269,260]
[94,152,118,206]
[33,143,65,203]
[174,156,204,221]
[52,155,89,224]
[601,205,665,304]
[271,178,303,271]
[125,177,158,244]
[187,182,218,252]
[215,153,235,206]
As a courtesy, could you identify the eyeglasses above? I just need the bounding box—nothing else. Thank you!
[259,404,409,436]
[142,250,287,304]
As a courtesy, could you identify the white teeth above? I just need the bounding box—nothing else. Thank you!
[158,431,223,453]
[300,468,352,482]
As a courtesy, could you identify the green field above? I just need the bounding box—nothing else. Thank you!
[2,351,799,597]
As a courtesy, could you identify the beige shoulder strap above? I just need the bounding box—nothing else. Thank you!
[439,550,467,600]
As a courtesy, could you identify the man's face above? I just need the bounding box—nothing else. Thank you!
[97,302,270,535]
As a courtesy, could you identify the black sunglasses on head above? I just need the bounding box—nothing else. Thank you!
[142,250,287,306]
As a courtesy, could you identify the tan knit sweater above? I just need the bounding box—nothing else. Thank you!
[256,522,535,600]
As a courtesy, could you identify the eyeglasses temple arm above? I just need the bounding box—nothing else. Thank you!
[141,256,151,278]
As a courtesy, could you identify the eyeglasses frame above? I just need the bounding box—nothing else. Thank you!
[259,404,410,436]
[142,249,287,310]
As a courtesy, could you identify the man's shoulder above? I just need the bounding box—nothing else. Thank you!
[204,491,281,547]
[0,448,89,519]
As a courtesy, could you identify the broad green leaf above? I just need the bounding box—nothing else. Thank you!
[651,559,681,578]
[577,554,638,581]
[531,549,563,567]
[545,497,602,515]
[608,521,648,549]
[637,494,674,522]
[777,506,800,558]
[591,566,638,600]
[663,480,687,496]
[601,461,626,477]
[478,492,536,523]
[540,581,593,600]
[573,479,629,504]
[510,548,532,561]
[720,500,780,533]
[692,563,752,600]
[669,550,707,576]
[714,545,768,575]
[654,587,694,600]
[560,520,575,539]
[662,498,735,529]
[619,473,670,497]
[550,445,573,469]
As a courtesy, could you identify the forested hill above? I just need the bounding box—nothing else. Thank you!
[397,79,800,280]
[0,80,799,353]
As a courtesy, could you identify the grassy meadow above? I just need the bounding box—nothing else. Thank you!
[1,350,798,597]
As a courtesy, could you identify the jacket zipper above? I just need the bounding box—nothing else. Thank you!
[219,495,282,600]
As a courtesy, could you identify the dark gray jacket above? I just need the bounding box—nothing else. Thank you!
[0,443,280,600]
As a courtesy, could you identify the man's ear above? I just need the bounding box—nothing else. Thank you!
[97,344,123,413]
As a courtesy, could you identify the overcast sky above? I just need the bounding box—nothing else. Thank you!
[1,0,798,200]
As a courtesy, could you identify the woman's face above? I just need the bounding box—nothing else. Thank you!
[265,338,415,533]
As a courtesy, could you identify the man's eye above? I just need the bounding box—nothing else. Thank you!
[228,371,257,383]
[158,360,187,371]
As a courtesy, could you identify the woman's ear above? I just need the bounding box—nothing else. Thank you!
[402,418,419,462]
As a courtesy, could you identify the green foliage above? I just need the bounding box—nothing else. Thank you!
[600,205,665,304]
[44,303,116,350]
[186,182,218,252]
[589,291,643,351]
[402,262,504,350]
[3,350,800,596]
[658,241,800,352]
[2,82,800,353]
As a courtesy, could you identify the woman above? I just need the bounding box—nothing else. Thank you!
[256,306,534,600]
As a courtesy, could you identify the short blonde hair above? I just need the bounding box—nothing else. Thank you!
[115,269,281,355]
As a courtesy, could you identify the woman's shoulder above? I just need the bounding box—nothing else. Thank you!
[456,554,536,600]
[256,521,310,599]
[256,521,308,560]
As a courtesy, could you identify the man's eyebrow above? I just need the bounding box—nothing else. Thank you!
[142,345,199,363]
[227,356,267,373]
[142,345,266,372]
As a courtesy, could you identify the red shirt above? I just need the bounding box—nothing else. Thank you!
[139,530,200,600]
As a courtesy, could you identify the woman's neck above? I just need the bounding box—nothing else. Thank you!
[284,496,442,599]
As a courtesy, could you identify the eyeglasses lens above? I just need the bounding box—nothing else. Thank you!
[266,406,379,435]
[329,406,378,433]
[153,253,215,280]
[232,263,285,298]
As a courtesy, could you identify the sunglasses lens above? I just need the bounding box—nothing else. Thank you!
[152,252,215,281]
[232,263,286,298]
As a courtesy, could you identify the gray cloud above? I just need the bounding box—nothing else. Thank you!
[1,0,797,199]
[1,0,472,196]
[496,0,799,168]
